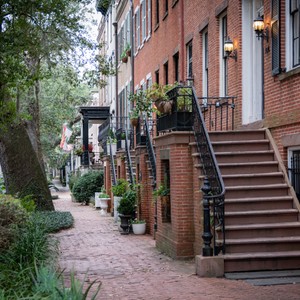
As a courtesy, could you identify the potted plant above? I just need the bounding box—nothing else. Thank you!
[95,187,110,215]
[129,90,153,118]
[125,43,131,57]
[117,188,136,234]
[112,179,128,222]
[146,83,174,114]
[153,184,171,222]
[131,219,146,235]
[129,108,139,127]
[120,49,128,63]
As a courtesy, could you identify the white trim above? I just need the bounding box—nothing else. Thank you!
[146,72,152,79]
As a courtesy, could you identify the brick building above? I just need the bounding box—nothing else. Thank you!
[97,0,300,275]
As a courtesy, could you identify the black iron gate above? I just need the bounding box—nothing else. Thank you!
[289,150,300,201]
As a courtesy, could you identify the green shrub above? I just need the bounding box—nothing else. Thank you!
[69,172,81,191]
[33,211,74,233]
[72,171,103,204]
[0,194,28,250]
[111,178,128,196]
[117,189,136,215]
[19,194,37,212]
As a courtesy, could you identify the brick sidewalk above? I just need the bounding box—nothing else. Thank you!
[53,188,300,300]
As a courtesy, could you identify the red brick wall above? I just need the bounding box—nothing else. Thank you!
[154,132,195,259]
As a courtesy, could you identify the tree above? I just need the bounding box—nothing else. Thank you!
[0,0,97,210]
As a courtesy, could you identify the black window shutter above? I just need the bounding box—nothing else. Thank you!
[271,0,281,75]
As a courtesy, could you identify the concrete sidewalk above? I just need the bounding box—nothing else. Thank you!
[53,186,300,300]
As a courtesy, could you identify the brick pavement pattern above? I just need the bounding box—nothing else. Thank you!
[54,187,300,300]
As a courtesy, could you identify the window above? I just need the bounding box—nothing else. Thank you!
[165,0,168,14]
[290,0,299,68]
[148,0,152,36]
[142,0,146,42]
[164,61,169,84]
[202,30,209,98]
[173,52,179,82]
[126,12,131,47]
[155,70,159,83]
[135,8,141,50]
[156,0,159,25]
[220,14,228,96]
[187,41,193,79]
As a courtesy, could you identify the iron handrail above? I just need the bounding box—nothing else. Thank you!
[125,127,135,185]
[108,136,117,186]
[191,86,226,255]
[144,116,156,188]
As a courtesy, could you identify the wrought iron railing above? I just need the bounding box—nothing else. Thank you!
[108,136,117,186]
[199,96,236,131]
[190,87,226,256]
[98,117,110,142]
[288,150,300,201]
[125,127,135,185]
[144,116,157,232]
[144,116,157,188]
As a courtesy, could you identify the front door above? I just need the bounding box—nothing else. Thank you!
[242,0,264,124]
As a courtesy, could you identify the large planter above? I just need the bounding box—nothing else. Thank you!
[94,192,101,208]
[99,198,110,216]
[119,214,132,235]
[132,223,146,235]
[114,196,122,222]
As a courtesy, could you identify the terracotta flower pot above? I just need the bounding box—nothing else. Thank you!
[130,117,138,127]
[122,56,128,63]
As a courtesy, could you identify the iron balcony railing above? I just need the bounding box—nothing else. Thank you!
[124,127,135,185]
[199,96,236,131]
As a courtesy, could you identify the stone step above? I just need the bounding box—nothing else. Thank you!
[209,130,266,142]
[225,183,289,198]
[212,139,270,152]
[222,237,300,253]
[222,222,300,239]
[223,251,300,272]
[219,161,279,175]
[225,209,299,225]
[225,195,294,211]
[215,150,275,163]
[223,172,284,186]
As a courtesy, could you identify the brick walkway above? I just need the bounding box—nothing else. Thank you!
[53,187,300,300]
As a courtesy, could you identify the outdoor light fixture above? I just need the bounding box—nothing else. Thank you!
[253,15,269,42]
[224,37,237,61]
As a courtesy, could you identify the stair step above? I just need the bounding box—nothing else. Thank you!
[219,161,279,175]
[225,183,289,198]
[209,130,266,142]
[223,172,284,186]
[224,251,300,272]
[222,237,300,253]
[225,195,294,211]
[224,222,300,239]
[215,150,275,163]
[225,209,298,225]
[212,140,270,152]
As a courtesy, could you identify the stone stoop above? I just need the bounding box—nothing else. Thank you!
[208,129,300,272]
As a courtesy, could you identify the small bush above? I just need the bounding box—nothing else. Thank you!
[0,194,28,250]
[117,189,136,215]
[72,171,103,204]
[68,172,81,191]
[34,211,74,233]
[111,178,128,196]
[19,194,37,212]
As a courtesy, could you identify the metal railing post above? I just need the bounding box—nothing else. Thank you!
[201,177,213,256]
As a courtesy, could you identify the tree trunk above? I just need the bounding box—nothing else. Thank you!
[0,121,54,211]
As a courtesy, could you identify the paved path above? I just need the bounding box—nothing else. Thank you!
[53,187,300,300]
